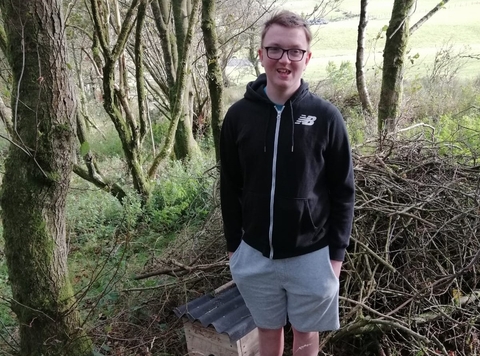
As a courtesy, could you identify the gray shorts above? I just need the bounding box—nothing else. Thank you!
[229,241,340,332]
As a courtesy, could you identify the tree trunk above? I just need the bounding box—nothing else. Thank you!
[356,0,374,116]
[248,32,262,78]
[171,0,200,160]
[377,0,415,136]
[148,0,201,176]
[90,0,151,203]
[0,0,92,355]
[174,86,201,159]
[201,0,224,162]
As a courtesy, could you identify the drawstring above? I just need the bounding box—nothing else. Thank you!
[290,101,295,152]
[263,103,296,153]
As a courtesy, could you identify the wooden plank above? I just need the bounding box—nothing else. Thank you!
[238,328,260,356]
[184,322,239,356]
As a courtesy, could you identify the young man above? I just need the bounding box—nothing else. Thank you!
[220,10,354,356]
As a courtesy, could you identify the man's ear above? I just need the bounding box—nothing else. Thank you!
[258,48,264,66]
[305,51,312,66]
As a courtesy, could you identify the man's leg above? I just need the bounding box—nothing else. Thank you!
[258,327,284,356]
[292,328,319,356]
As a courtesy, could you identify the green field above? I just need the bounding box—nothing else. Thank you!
[277,0,480,81]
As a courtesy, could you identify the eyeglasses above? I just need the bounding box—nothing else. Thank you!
[263,47,307,62]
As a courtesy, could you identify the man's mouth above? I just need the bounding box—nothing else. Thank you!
[277,69,291,74]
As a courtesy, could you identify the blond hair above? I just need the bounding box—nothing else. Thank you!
[261,10,312,46]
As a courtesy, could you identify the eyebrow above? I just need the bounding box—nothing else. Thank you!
[264,43,304,49]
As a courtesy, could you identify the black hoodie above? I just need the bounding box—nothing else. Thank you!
[220,74,354,261]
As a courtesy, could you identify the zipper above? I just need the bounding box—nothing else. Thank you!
[268,106,284,259]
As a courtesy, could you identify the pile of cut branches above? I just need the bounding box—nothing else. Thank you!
[327,138,480,356]
[95,138,480,355]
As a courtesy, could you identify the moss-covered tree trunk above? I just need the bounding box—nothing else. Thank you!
[0,0,92,355]
[148,0,201,175]
[174,85,201,159]
[89,0,151,203]
[377,0,415,136]
[171,0,200,160]
[201,0,224,162]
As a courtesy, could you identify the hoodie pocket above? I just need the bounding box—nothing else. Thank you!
[273,196,318,246]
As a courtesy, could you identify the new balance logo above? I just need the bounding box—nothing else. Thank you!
[295,115,317,126]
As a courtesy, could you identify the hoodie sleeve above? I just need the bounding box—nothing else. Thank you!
[325,109,355,261]
[220,110,244,253]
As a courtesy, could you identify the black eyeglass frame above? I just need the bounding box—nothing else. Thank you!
[263,47,308,62]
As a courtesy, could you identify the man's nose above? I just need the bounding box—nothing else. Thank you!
[278,51,291,63]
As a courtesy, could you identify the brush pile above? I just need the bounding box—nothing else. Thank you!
[96,137,480,356]
[329,137,480,356]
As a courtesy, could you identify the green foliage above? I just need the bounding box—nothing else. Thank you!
[325,60,355,94]
[318,61,359,114]
[67,187,124,243]
[151,119,170,143]
[58,156,218,356]
[90,134,124,159]
[80,141,90,156]
[145,156,216,232]
[402,46,480,120]
[344,108,368,146]
[434,113,480,161]
[88,124,125,159]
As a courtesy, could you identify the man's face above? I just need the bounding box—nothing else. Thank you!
[259,24,311,95]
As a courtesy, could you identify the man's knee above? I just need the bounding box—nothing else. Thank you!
[292,328,319,356]
[258,327,284,356]
[258,326,284,341]
[292,328,317,339]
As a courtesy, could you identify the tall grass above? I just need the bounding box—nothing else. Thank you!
[64,148,218,318]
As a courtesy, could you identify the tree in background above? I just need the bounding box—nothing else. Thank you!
[355,0,374,116]
[147,0,201,165]
[376,0,450,137]
[88,0,151,202]
[70,0,204,203]
[377,0,415,136]
[202,0,224,162]
[0,0,92,354]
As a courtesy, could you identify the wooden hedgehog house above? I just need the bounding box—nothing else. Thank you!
[174,281,259,356]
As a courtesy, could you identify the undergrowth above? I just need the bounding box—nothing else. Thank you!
[1,49,480,355]
[64,153,217,355]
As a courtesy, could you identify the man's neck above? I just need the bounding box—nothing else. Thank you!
[265,84,299,105]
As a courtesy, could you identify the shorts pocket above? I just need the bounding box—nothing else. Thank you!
[229,241,243,271]
[322,247,340,284]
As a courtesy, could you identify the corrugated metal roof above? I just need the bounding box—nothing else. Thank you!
[174,282,256,343]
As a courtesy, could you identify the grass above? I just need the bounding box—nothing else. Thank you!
[231,0,480,83]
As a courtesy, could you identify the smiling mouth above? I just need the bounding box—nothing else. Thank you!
[277,69,291,74]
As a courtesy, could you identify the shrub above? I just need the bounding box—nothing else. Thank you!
[321,60,357,104]
[145,156,217,233]
[434,113,480,162]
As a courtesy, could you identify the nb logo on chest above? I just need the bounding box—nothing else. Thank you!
[295,115,317,126]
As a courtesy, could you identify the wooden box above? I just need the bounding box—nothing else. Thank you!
[184,321,259,356]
